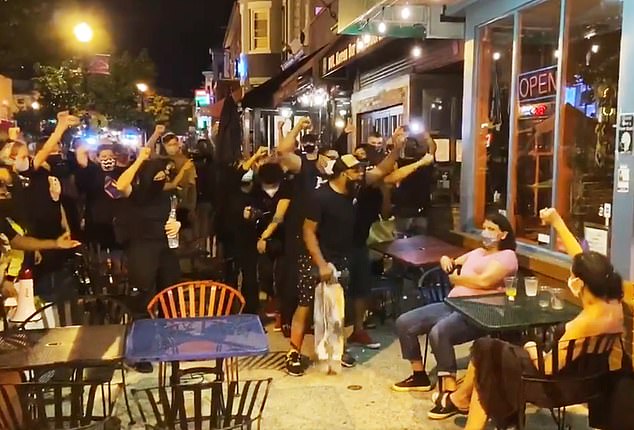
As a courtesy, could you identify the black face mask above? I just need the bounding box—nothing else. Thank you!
[303,144,316,154]
[345,176,363,196]
[366,147,384,165]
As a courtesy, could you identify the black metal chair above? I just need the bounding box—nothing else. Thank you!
[416,267,452,372]
[16,296,133,424]
[0,380,121,429]
[518,333,621,430]
[131,378,272,430]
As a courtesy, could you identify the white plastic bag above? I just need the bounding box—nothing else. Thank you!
[314,264,345,375]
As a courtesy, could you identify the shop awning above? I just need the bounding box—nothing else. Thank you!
[241,47,327,109]
[200,88,243,119]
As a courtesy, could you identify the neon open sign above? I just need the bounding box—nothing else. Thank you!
[518,65,558,103]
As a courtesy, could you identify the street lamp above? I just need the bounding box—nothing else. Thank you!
[136,83,149,113]
[73,22,94,44]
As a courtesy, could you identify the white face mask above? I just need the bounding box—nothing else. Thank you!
[262,184,280,198]
[14,158,29,173]
[567,276,583,298]
[481,230,500,248]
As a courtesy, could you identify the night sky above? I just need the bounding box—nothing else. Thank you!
[92,0,235,97]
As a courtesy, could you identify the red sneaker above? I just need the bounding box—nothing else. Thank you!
[348,329,381,349]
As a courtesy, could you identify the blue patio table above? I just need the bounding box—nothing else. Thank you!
[125,314,269,365]
[125,314,268,428]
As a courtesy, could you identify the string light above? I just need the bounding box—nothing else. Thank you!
[401,6,411,19]
[378,21,387,34]
[492,52,501,61]
[411,46,422,58]
[591,44,600,53]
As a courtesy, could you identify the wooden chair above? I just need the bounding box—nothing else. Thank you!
[131,378,272,430]
[0,380,121,429]
[518,333,621,430]
[416,267,452,374]
[147,281,246,385]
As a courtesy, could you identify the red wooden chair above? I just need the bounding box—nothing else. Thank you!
[147,281,246,385]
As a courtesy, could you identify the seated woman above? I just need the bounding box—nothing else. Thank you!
[428,207,624,429]
[392,212,518,393]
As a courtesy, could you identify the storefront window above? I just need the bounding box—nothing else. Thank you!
[474,16,514,224]
[514,0,561,243]
[555,0,622,253]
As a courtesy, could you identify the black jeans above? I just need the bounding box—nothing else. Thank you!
[126,239,181,316]
[224,237,259,315]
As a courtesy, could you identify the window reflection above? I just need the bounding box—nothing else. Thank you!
[475,16,514,222]
[556,0,622,253]
[515,0,561,243]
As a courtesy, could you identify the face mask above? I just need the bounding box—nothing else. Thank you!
[304,144,316,154]
[567,276,583,298]
[262,184,280,198]
[344,174,362,195]
[481,230,500,248]
[100,158,116,172]
[14,158,29,173]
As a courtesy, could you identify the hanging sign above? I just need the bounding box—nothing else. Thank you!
[617,113,634,153]
[518,65,557,103]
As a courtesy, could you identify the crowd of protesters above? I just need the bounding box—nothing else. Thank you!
[0,111,438,373]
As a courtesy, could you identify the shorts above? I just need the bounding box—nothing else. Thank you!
[296,253,349,307]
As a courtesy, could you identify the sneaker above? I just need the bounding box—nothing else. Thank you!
[264,300,277,318]
[348,329,381,349]
[132,362,154,374]
[391,373,433,392]
[428,392,467,420]
[281,324,291,338]
[285,350,304,376]
[341,352,356,368]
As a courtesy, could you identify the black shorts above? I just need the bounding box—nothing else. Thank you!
[349,246,372,299]
[296,253,349,307]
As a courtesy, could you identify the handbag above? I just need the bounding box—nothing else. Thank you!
[314,264,345,375]
[366,215,396,246]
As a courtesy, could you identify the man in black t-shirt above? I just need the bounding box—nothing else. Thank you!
[285,154,364,376]
[76,144,126,253]
[245,161,292,316]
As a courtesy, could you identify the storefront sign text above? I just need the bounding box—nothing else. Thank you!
[518,65,557,103]
[322,36,381,76]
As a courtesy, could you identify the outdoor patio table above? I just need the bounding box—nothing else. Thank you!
[370,235,464,268]
[0,325,127,371]
[124,314,269,365]
[445,293,580,332]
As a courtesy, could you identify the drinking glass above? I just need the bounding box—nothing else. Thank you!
[504,276,517,301]
[538,286,551,309]
[524,276,538,297]
[550,288,565,310]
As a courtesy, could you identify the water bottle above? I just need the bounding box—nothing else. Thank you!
[167,195,179,249]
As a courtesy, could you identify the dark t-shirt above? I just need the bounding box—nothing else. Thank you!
[126,186,172,242]
[285,155,321,240]
[353,185,382,247]
[392,162,432,216]
[76,162,125,225]
[306,183,355,261]
[249,180,292,237]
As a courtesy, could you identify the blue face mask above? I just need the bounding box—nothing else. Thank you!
[481,230,500,248]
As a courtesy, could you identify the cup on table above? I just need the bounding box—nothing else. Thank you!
[524,276,538,297]
[550,287,565,310]
[538,286,551,309]
[504,276,517,302]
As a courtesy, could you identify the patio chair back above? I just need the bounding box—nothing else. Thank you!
[131,378,272,430]
[147,281,245,319]
[0,380,117,430]
[519,333,621,429]
[17,296,131,329]
[417,267,452,306]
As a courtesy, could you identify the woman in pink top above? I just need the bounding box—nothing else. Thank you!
[392,212,518,395]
